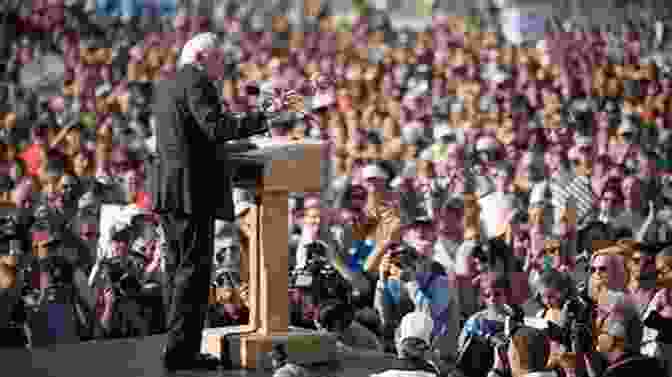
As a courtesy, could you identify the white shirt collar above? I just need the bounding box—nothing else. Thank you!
[525,371,558,377]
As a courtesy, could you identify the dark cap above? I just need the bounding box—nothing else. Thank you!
[268,344,288,362]
[111,226,134,243]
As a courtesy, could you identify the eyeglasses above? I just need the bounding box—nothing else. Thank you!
[482,290,504,298]
[590,266,608,274]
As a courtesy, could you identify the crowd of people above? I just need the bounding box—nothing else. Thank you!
[3,0,672,377]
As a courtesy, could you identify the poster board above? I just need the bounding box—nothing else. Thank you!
[500,6,550,45]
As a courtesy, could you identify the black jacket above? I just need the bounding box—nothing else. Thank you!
[151,64,267,221]
[599,353,666,377]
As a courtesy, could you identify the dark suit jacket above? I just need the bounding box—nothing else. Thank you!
[151,65,267,221]
[600,353,666,377]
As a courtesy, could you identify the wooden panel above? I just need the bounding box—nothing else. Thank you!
[262,143,324,193]
[238,202,259,334]
[258,191,290,335]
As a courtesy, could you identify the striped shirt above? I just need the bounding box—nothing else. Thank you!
[548,171,596,227]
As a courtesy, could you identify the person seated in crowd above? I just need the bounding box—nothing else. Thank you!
[316,299,383,352]
[269,343,311,377]
[488,326,563,377]
[371,311,441,377]
[24,236,82,347]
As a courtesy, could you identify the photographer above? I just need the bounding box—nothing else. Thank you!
[316,299,383,353]
[290,240,351,329]
[457,272,519,377]
[92,227,149,339]
[487,326,564,377]
[207,265,249,327]
[530,269,594,376]
[371,312,441,377]
[0,239,29,348]
[375,242,420,351]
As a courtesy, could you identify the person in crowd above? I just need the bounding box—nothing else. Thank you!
[269,343,311,377]
[371,311,441,377]
[488,326,564,377]
[6,5,672,377]
[316,299,383,352]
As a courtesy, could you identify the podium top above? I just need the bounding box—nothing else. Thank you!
[228,137,325,193]
[229,137,324,163]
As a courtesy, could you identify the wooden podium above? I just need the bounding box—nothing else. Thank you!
[203,138,339,369]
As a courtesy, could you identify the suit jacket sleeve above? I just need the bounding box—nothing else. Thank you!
[186,72,268,142]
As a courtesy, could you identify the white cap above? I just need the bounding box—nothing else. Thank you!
[434,124,454,139]
[529,181,551,206]
[476,135,499,152]
[178,32,218,68]
[619,118,636,134]
[398,311,434,346]
[401,124,425,144]
[574,135,593,146]
[419,148,433,161]
[362,164,389,180]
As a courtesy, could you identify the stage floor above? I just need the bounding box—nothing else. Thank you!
[6,335,396,377]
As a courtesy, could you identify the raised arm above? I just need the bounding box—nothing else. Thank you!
[186,73,268,143]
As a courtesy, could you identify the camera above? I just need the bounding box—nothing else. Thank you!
[99,257,141,298]
[291,242,350,302]
[213,270,241,289]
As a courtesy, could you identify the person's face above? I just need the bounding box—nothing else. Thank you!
[622,179,638,200]
[363,176,386,193]
[639,157,656,179]
[540,286,564,309]
[545,126,571,144]
[125,170,143,194]
[482,286,508,307]
[42,173,62,195]
[600,191,619,212]
[111,155,131,176]
[214,237,241,269]
[477,149,497,164]
[60,176,77,198]
[630,251,656,282]
[437,145,462,173]
[4,144,16,161]
[438,207,463,237]
[590,255,610,299]
[65,128,81,146]
[32,239,50,259]
[201,47,226,80]
[404,224,436,257]
[79,223,98,242]
[512,230,529,259]
[494,169,512,192]
[302,207,321,240]
[111,240,129,257]
[656,256,672,284]
[73,153,91,177]
[348,186,367,210]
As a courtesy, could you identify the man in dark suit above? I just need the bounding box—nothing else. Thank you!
[151,32,284,371]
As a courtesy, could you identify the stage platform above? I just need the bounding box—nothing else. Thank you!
[3,334,396,377]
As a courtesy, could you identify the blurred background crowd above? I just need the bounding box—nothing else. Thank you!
[5,0,672,376]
